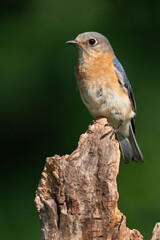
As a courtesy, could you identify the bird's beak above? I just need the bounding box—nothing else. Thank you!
[66,40,86,48]
[66,40,78,46]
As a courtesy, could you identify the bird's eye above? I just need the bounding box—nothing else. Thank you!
[89,38,96,45]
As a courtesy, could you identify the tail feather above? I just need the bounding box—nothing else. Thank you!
[116,133,132,163]
[117,124,144,164]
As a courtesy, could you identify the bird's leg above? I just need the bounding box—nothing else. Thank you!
[109,123,121,139]
[100,120,123,140]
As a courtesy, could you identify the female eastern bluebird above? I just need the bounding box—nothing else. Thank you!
[66,32,144,164]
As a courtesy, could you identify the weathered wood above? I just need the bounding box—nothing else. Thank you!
[35,118,158,240]
[151,223,160,240]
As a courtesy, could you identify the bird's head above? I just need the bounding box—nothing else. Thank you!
[66,32,114,60]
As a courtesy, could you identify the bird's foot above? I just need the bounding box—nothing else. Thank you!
[100,128,115,140]
[100,121,123,140]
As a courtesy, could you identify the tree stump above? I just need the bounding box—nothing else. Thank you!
[35,118,160,240]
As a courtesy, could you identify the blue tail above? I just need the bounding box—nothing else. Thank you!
[116,124,144,164]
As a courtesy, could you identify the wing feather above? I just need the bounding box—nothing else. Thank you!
[113,58,136,133]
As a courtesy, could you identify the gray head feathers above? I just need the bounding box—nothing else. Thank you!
[75,31,114,54]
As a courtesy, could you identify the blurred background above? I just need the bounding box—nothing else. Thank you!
[0,0,160,239]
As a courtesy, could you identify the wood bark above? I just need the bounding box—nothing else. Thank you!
[35,118,160,240]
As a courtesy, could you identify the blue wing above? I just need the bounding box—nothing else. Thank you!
[113,58,136,132]
[113,58,136,113]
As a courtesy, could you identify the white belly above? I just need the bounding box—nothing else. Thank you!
[80,84,135,131]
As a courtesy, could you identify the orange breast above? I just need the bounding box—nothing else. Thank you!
[76,52,126,97]
[75,51,132,118]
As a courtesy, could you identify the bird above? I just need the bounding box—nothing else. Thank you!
[66,31,144,163]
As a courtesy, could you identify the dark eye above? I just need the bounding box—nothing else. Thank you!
[89,38,96,45]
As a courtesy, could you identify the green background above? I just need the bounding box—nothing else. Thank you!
[1,0,160,239]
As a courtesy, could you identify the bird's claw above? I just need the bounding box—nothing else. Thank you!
[100,129,115,140]
[101,121,123,140]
